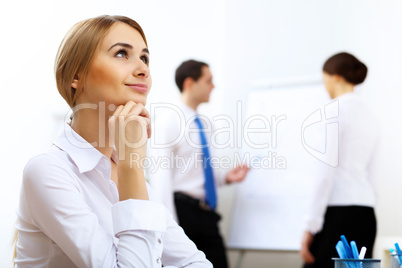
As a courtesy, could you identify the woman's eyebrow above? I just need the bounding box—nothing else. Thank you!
[108,42,133,51]
[107,43,149,54]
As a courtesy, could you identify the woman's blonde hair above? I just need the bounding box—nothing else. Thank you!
[55,15,148,108]
[11,220,18,267]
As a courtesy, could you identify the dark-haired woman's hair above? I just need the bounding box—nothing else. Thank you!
[323,52,368,85]
[175,59,208,92]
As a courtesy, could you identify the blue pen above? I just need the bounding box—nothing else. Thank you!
[336,241,352,268]
[350,241,361,268]
[351,241,359,259]
[395,243,402,264]
[336,241,346,258]
[336,242,346,258]
[341,235,353,259]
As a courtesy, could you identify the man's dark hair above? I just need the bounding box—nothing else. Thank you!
[175,59,208,92]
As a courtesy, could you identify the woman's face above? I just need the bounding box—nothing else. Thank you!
[78,22,151,107]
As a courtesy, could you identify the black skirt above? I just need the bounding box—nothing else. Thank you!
[304,206,376,268]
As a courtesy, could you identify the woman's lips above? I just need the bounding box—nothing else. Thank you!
[126,83,148,93]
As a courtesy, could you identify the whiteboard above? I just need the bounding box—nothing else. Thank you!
[227,78,330,251]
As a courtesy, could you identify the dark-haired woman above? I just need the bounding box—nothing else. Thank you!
[299,52,379,268]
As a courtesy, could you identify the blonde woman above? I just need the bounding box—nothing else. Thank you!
[15,15,211,267]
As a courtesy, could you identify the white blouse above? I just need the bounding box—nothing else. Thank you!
[304,92,380,233]
[15,124,212,268]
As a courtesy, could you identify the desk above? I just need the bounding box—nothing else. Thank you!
[227,248,300,268]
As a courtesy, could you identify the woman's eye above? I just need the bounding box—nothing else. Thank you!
[141,55,149,65]
[115,49,128,59]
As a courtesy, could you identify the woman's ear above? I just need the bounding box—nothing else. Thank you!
[71,74,81,90]
[333,74,344,83]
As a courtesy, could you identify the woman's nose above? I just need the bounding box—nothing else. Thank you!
[133,60,150,78]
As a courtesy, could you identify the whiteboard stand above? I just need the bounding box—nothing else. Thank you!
[234,249,246,268]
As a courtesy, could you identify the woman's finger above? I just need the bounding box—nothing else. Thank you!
[126,103,151,139]
[143,117,151,139]
[138,105,150,119]
[119,101,137,117]
[127,102,150,120]
[127,103,145,118]
[113,104,125,117]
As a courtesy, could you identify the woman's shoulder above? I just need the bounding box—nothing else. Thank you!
[336,94,371,116]
[23,145,78,184]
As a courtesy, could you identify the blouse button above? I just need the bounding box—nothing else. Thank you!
[156,257,161,263]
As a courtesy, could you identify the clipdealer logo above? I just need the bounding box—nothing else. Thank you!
[301,100,339,167]
[61,100,339,168]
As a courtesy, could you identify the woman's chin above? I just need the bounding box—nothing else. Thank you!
[114,96,147,106]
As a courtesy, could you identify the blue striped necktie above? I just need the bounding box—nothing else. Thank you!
[194,116,217,209]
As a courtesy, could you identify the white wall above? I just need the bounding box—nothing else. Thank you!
[0,0,401,267]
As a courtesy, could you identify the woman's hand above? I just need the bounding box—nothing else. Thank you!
[300,231,315,264]
[108,101,151,201]
[109,101,151,162]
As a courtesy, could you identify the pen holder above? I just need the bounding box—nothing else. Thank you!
[332,258,381,268]
[391,253,402,268]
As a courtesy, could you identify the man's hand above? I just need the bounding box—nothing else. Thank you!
[225,165,250,183]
